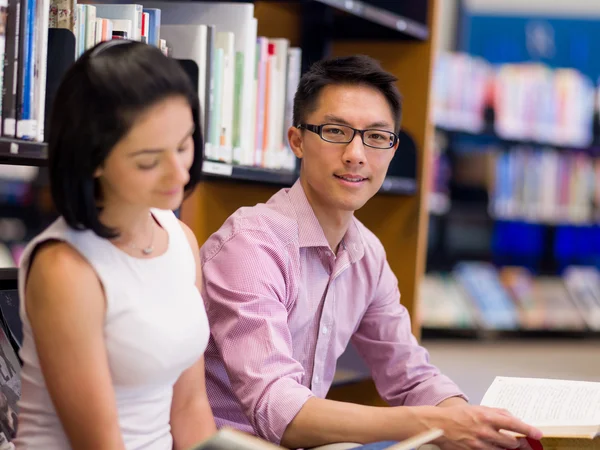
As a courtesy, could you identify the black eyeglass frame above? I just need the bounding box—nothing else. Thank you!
[297,123,399,150]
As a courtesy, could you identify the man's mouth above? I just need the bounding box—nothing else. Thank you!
[334,174,368,183]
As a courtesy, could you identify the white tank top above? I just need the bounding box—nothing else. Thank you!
[13,208,210,449]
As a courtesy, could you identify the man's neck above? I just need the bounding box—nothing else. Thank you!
[300,179,353,254]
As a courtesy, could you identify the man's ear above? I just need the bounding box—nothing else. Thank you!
[288,126,304,160]
[94,166,103,178]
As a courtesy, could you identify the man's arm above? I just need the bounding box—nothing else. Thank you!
[202,230,542,450]
[201,230,315,444]
[437,397,469,407]
[350,255,467,407]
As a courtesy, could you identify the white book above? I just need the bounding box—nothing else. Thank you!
[215,31,234,163]
[159,25,208,128]
[482,376,600,442]
[111,19,133,39]
[89,3,143,41]
[33,0,50,142]
[85,4,97,50]
[240,17,256,166]
[95,19,103,44]
[283,47,301,171]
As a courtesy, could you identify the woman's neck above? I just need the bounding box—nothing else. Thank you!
[98,203,154,242]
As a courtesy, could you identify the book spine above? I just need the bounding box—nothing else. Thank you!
[0,0,8,136]
[33,0,48,142]
[16,0,37,140]
[2,0,20,137]
[204,24,214,157]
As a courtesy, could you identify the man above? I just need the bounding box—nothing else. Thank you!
[200,55,542,450]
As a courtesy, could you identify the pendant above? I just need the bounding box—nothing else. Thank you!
[142,247,154,255]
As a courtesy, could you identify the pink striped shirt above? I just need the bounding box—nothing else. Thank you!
[200,180,466,444]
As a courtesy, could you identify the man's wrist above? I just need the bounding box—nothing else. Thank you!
[436,396,468,408]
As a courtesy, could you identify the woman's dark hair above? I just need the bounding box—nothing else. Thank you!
[48,39,202,238]
[292,54,403,132]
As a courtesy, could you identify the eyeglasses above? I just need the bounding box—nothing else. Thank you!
[297,123,398,150]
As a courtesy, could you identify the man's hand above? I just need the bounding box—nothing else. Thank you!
[421,404,543,450]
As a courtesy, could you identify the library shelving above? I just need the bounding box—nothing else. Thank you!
[425,51,600,342]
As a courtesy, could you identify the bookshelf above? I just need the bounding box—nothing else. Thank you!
[423,49,600,341]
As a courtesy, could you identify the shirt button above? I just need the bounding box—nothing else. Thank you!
[322,326,328,335]
[314,375,320,383]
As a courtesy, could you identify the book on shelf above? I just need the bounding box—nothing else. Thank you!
[481,376,600,450]
[491,148,597,225]
[420,264,600,334]
[432,51,597,148]
[142,1,301,173]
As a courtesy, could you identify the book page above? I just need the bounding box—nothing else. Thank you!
[481,377,600,427]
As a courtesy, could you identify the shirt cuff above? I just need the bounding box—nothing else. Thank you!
[402,374,469,406]
[254,377,315,444]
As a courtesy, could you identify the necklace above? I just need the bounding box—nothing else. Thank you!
[125,213,155,255]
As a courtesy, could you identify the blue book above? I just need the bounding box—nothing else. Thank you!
[143,8,161,47]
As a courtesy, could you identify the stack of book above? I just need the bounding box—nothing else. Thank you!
[431,51,492,134]
[89,0,301,172]
[491,147,598,225]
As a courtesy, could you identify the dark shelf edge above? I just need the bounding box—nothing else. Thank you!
[421,326,600,341]
[435,123,598,151]
[315,0,429,40]
[203,161,418,195]
[0,268,18,291]
[201,160,298,186]
[0,138,48,166]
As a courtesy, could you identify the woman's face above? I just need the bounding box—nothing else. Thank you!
[95,95,195,212]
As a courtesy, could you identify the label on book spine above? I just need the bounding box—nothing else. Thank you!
[3,119,15,138]
[16,120,37,140]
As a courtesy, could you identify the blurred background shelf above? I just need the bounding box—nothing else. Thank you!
[202,160,419,195]
[0,139,48,167]
[201,161,297,186]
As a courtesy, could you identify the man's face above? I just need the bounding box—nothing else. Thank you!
[289,83,399,214]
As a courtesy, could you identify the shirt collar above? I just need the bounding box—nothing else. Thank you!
[287,180,365,262]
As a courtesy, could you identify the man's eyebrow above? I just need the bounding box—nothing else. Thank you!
[322,114,392,129]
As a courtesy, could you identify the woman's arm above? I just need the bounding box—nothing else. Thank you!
[25,241,125,450]
[170,221,217,449]
[170,356,217,449]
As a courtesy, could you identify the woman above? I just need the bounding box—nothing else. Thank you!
[14,39,216,449]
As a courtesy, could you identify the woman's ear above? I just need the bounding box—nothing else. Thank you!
[288,126,304,160]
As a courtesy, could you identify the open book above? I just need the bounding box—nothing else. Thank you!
[190,427,444,450]
[481,376,600,449]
